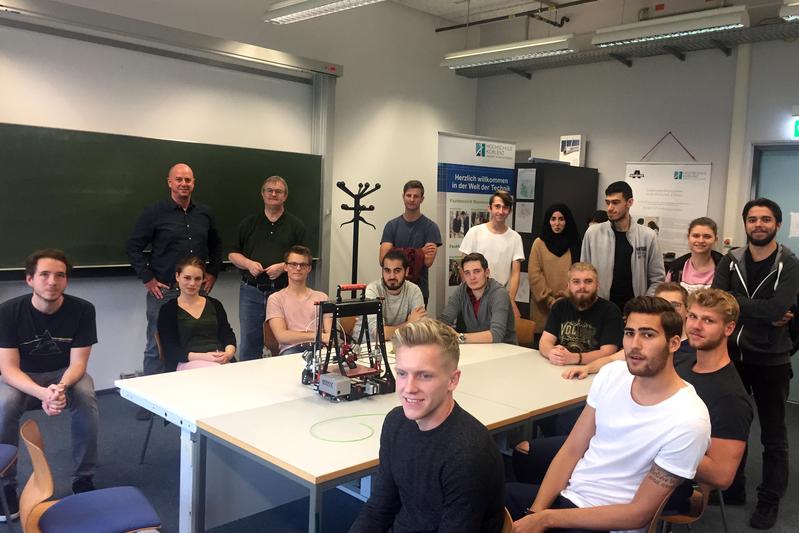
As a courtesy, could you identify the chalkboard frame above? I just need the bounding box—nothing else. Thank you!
[0,122,322,273]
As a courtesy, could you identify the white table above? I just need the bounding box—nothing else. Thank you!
[115,344,591,533]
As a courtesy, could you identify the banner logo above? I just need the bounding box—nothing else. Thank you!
[475,143,486,157]
[629,169,644,179]
[673,171,683,180]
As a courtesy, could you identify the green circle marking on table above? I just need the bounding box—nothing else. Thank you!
[309,413,387,443]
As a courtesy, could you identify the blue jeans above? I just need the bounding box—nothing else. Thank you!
[238,283,277,361]
[0,371,98,484]
[144,287,179,376]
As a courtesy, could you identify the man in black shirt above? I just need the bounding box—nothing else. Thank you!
[349,319,505,532]
[228,176,306,360]
[0,249,99,521]
[539,263,623,366]
[126,163,223,410]
[712,198,799,529]
[677,288,752,504]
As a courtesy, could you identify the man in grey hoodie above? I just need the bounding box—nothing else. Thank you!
[712,198,799,530]
[439,253,517,344]
[581,181,664,311]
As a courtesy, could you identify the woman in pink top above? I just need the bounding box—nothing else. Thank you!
[665,217,723,293]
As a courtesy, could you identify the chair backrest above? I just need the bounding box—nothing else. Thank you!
[263,319,280,357]
[19,420,54,533]
[340,316,356,339]
[646,483,712,532]
[501,507,513,533]
[516,318,536,348]
[154,332,165,361]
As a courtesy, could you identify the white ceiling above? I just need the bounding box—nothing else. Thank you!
[392,0,568,24]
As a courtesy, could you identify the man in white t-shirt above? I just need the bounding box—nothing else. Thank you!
[508,296,711,533]
[265,245,331,355]
[459,190,524,318]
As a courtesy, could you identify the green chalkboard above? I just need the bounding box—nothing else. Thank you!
[0,123,321,270]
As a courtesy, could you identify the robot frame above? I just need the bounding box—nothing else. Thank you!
[301,284,395,401]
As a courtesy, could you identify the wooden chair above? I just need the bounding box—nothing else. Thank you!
[19,420,160,533]
[501,507,513,533]
[339,316,356,340]
[515,318,536,348]
[262,319,280,357]
[647,483,712,533]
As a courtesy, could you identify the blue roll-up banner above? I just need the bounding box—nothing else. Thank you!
[437,132,516,300]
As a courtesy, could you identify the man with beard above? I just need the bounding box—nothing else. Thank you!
[507,296,710,532]
[669,288,752,510]
[354,250,426,341]
[439,253,517,344]
[712,198,799,529]
[581,181,664,311]
[539,263,622,366]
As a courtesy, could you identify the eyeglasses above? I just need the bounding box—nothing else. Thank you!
[263,188,286,195]
[286,262,310,270]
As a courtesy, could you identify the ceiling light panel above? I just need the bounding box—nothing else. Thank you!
[265,0,385,24]
[592,6,749,48]
[781,1,799,21]
[441,35,576,69]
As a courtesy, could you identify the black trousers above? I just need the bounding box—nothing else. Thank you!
[506,483,607,533]
[734,361,792,506]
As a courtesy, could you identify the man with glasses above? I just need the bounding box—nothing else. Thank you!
[265,245,331,355]
[229,176,307,360]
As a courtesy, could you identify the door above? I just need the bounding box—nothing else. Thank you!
[754,145,799,403]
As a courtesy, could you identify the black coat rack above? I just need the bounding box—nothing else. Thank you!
[338,181,380,297]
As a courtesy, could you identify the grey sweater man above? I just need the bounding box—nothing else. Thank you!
[439,278,517,344]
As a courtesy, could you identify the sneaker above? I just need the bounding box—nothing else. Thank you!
[0,485,19,523]
[135,407,153,421]
[750,502,779,530]
[72,476,95,494]
[708,487,746,506]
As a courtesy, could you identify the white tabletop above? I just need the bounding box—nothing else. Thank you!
[195,348,592,486]
[115,355,310,429]
[114,343,533,430]
[456,351,593,414]
[196,387,527,485]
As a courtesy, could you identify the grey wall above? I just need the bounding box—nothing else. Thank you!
[475,48,737,224]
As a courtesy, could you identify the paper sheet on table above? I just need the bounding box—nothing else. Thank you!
[516,274,530,303]
[791,212,799,238]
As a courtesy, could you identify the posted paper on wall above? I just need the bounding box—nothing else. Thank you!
[625,162,711,257]
[790,212,799,238]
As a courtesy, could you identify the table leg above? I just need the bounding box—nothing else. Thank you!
[309,485,323,533]
[179,427,207,533]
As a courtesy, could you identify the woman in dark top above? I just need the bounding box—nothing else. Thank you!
[157,256,236,372]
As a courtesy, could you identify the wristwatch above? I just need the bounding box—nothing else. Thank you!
[458,333,467,344]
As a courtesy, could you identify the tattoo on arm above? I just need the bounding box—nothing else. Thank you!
[647,464,683,489]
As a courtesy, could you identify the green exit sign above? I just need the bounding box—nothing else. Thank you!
[795,118,799,139]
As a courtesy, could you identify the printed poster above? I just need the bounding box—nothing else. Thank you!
[438,132,516,301]
[625,162,712,258]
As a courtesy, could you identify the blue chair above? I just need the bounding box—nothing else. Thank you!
[19,420,161,533]
[0,444,19,532]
